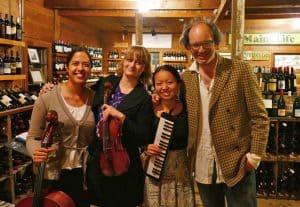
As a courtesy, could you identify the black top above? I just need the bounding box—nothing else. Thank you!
[87,75,154,207]
[153,109,188,150]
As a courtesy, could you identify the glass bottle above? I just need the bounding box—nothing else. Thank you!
[293,90,300,118]
[277,89,286,117]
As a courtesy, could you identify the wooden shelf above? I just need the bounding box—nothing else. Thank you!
[107,58,123,61]
[262,154,277,161]
[0,105,33,117]
[53,52,68,57]
[92,57,102,60]
[53,71,67,75]
[0,38,25,47]
[91,70,103,73]
[12,161,32,175]
[0,75,26,81]
[163,60,188,63]
[269,117,300,122]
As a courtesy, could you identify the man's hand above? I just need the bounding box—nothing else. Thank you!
[245,158,255,172]
[151,92,161,107]
[39,83,55,96]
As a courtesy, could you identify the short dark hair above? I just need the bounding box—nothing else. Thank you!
[179,18,221,49]
[66,46,92,67]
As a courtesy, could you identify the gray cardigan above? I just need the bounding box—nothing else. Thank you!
[26,85,95,179]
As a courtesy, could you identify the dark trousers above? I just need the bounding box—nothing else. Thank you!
[197,170,257,207]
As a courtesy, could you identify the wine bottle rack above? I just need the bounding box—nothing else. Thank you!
[258,117,300,200]
[0,106,32,203]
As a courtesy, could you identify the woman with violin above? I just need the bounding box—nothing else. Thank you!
[142,65,195,207]
[26,47,95,207]
[87,45,154,207]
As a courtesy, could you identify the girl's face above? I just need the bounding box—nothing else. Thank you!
[67,51,91,85]
[123,54,145,80]
[154,70,180,101]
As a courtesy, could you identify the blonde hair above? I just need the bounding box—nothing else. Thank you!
[118,45,151,85]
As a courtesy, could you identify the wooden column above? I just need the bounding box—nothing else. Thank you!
[54,9,61,40]
[135,12,143,45]
[231,0,245,60]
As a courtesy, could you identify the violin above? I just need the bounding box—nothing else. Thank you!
[98,82,130,177]
[16,110,75,207]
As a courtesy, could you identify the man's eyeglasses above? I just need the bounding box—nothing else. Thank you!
[189,40,214,50]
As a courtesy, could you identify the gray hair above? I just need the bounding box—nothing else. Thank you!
[179,18,221,49]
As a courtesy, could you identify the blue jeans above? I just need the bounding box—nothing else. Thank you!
[197,170,257,207]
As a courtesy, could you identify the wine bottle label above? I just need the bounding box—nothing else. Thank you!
[278,80,285,90]
[268,80,277,92]
[294,109,300,117]
[4,63,10,74]
[11,27,16,35]
[263,99,272,108]
[17,29,22,40]
[18,97,26,104]
[1,95,12,107]
[6,26,11,35]
[31,95,38,101]
[278,109,286,117]
[16,62,22,68]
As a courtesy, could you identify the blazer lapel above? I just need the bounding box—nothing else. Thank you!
[209,55,232,110]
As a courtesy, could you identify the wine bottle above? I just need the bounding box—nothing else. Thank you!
[10,50,16,75]
[16,17,22,41]
[285,91,294,117]
[278,122,288,155]
[7,89,28,106]
[10,16,16,40]
[293,90,300,118]
[16,51,22,74]
[0,56,4,75]
[277,67,285,91]
[266,123,276,154]
[0,90,13,109]
[0,13,5,38]
[270,93,278,117]
[3,89,21,107]
[3,50,11,75]
[290,67,297,93]
[284,67,291,92]
[14,88,34,105]
[4,14,10,39]
[277,89,286,117]
[268,67,277,92]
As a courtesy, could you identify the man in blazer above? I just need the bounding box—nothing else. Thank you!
[179,18,269,207]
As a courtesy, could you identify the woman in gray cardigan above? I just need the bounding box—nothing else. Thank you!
[26,47,95,207]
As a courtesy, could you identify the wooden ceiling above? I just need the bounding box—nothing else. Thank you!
[44,0,300,34]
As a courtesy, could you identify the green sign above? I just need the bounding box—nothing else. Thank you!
[228,33,300,45]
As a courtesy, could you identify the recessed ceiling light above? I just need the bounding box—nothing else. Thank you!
[178,18,184,22]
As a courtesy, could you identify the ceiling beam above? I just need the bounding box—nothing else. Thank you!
[58,9,215,19]
[213,0,231,23]
[44,0,218,10]
[245,0,300,7]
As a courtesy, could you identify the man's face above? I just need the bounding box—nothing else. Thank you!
[188,23,216,65]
